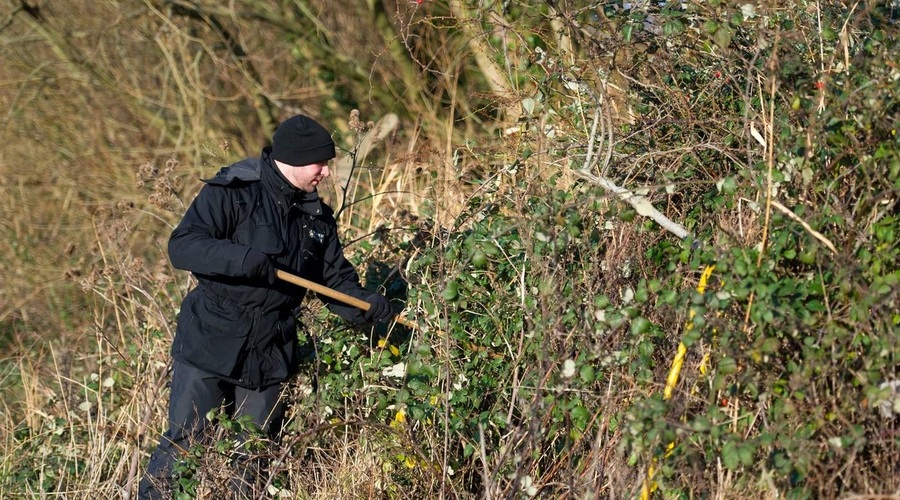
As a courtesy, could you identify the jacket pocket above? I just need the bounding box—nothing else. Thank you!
[234,212,285,256]
[254,224,284,256]
[259,343,289,385]
[174,291,252,378]
[259,318,300,385]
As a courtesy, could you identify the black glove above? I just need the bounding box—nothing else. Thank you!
[242,249,277,285]
[364,293,393,324]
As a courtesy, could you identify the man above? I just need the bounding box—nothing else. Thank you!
[139,114,394,498]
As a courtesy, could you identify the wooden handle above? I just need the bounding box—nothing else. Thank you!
[275,269,419,330]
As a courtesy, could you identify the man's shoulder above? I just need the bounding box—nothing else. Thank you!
[203,157,262,187]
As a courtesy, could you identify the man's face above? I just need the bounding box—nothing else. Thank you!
[274,160,330,192]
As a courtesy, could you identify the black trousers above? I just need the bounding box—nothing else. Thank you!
[138,360,285,499]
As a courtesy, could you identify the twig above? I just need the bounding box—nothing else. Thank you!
[770,200,837,254]
[583,105,602,174]
[333,113,399,217]
[333,114,399,186]
[744,41,780,334]
[756,68,777,269]
[478,423,493,500]
[123,360,172,499]
[0,2,23,32]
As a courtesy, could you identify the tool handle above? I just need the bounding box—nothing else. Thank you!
[275,269,418,330]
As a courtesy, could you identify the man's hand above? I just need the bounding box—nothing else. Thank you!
[364,293,393,324]
[242,249,277,285]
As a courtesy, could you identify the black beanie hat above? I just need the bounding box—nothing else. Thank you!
[271,115,336,166]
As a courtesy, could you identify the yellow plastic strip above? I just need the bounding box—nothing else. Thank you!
[642,264,716,499]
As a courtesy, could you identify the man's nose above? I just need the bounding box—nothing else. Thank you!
[321,165,330,177]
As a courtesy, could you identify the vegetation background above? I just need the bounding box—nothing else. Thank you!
[0,0,897,498]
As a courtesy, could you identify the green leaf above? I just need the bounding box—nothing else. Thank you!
[682,327,701,347]
[722,440,740,470]
[761,337,781,353]
[738,443,755,466]
[714,27,733,49]
[571,404,589,424]
[622,23,634,43]
[521,97,535,116]
[663,19,685,37]
[471,249,488,268]
[718,357,738,374]
[716,176,737,194]
[692,416,711,432]
[580,364,596,384]
[631,317,652,335]
[442,281,459,301]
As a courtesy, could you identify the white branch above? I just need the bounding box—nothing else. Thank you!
[574,169,690,239]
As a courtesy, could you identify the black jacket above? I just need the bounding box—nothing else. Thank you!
[168,148,371,389]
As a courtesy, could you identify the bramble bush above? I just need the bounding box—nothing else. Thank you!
[300,1,899,497]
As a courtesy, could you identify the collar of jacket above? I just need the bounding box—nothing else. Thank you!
[260,147,324,217]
